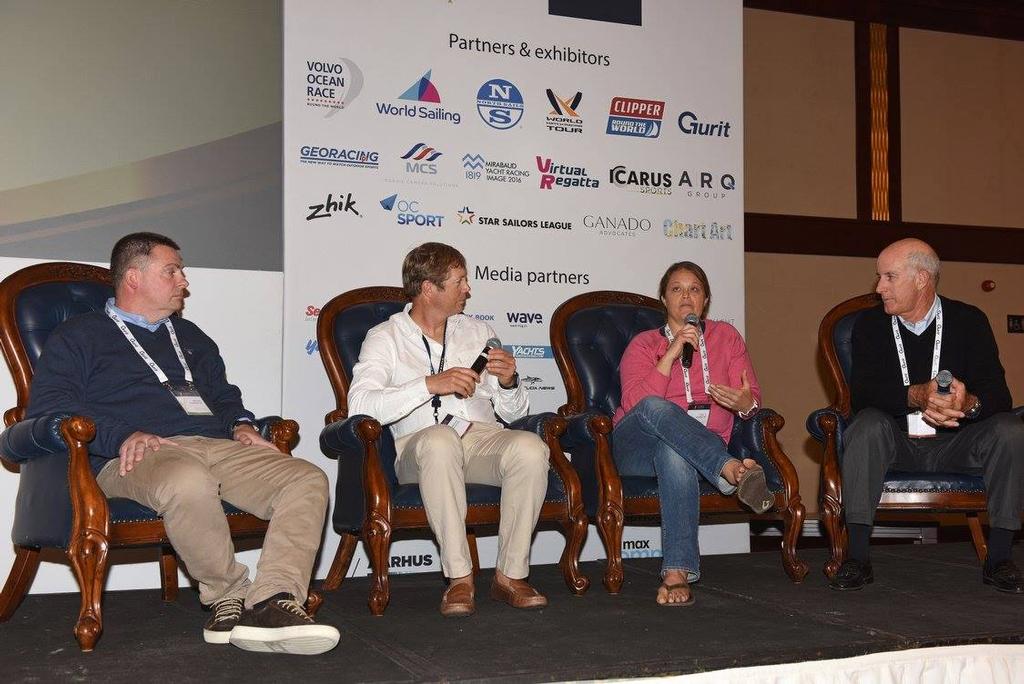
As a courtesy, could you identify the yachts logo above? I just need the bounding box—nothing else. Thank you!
[476,78,525,129]
[678,110,732,138]
[401,143,442,174]
[545,89,583,134]
[536,157,599,190]
[503,344,554,358]
[306,192,361,221]
[376,69,461,125]
[304,58,363,117]
[606,97,664,138]
[299,145,379,169]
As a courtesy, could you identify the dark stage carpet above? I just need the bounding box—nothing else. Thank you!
[2,542,1022,683]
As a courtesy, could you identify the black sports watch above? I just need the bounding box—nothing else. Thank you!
[500,372,520,390]
[963,397,982,420]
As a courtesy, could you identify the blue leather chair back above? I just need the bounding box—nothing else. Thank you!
[333,301,406,382]
[831,308,864,390]
[17,281,113,369]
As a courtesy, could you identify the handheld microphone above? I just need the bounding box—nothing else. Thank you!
[681,314,700,369]
[457,338,502,398]
[935,369,953,395]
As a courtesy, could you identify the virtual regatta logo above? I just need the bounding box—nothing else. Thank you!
[376,70,461,125]
[299,145,379,169]
[304,58,363,116]
[401,143,443,174]
[606,97,664,138]
[545,89,583,134]
[476,78,525,129]
[380,194,444,227]
[536,156,599,190]
[462,153,530,184]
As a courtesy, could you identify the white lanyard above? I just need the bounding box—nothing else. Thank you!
[105,303,194,385]
[891,300,943,387]
[664,324,711,403]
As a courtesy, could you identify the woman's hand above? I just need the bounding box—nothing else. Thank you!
[656,324,700,377]
[708,369,755,414]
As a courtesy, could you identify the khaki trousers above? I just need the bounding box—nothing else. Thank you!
[97,436,329,607]
[394,422,549,580]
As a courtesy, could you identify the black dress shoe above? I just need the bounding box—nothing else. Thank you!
[983,560,1024,594]
[829,559,874,591]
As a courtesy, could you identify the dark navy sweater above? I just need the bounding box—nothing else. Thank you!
[26,312,255,469]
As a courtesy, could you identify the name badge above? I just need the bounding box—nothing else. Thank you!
[167,382,213,416]
[907,411,936,438]
[441,414,472,438]
[687,402,711,427]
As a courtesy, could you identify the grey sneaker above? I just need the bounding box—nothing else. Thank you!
[229,593,340,655]
[203,596,244,644]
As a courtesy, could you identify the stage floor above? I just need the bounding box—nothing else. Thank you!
[3,542,1022,682]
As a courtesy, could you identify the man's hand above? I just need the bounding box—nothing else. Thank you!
[118,431,177,476]
[708,369,755,414]
[485,347,518,387]
[232,422,277,451]
[426,367,480,398]
[910,377,969,428]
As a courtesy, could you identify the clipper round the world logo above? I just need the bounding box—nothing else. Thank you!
[476,78,525,130]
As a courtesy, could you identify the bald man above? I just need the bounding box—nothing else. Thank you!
[833,238,1024,593]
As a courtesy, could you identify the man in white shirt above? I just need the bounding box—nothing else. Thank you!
[348,242,551,617]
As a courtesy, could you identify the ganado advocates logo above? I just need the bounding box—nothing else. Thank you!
[380,193,443,227]
[476,212,571,231]
[476,78,524,130]
[536,156,599,190]
[400,142,443,175]
[663,220,735,240]
[299,145,379,169]
[376,69,461,125]
[606,97,664,138]
[306,192,361,221]
[609,165,671,196]
[582,214,652,238]
[545,89,583,134]
[304,58,363,116]
[462,153,530,184]
[678,110,732,138]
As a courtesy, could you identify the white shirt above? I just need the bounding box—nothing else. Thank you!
[348,304,529,441]
[899,295,939,336]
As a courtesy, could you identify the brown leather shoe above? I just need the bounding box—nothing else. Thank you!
[439,582,475,618]
[489,578,548,610]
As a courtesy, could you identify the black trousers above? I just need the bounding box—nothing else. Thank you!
[840,408,1024,530]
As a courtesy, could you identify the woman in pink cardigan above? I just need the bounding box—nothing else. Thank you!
[612,261,773,606]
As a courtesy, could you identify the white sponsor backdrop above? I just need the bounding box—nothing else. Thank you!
[283,0,748,579]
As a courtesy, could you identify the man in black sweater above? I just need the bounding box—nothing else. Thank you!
[833,238,1024,593]
[26,232,340,653]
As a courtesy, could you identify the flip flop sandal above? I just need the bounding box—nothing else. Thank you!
[658,583,695,607]
[737,465,774,514]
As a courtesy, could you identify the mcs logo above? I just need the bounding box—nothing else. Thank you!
[401,142,442,174]
[507,312,544,327]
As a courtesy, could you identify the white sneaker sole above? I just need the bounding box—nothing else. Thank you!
[229,624,340,655]
[203,628,234,644]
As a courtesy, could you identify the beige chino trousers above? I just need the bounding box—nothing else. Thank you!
[97,436,329,607]
[394,422,549,580]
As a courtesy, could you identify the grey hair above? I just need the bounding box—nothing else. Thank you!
[907,249,940,286]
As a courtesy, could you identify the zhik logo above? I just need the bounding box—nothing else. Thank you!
[306,193,360,220]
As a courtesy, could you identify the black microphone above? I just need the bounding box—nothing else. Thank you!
[470,337,503,374]
[681,314,700,368]
[935,369,953,395]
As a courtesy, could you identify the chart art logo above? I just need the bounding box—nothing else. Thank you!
[399,70,441,103]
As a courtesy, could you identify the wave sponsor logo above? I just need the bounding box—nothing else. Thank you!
[507,312,544,327]
[545,89,583,134]
[305,339,319,356]
[305,58,362,116]
[457,206,476,224]
[304,305,321,321]
[582,214,652,238]
[606,97,664,138]
[678,170,737,200]
[521,375,556,391]
[663,220,734,240]
[609,165,671,196]
[306,192,361,221]
[299,145,379,169]
[380,194,443,227]
[476,78,524,129]
[376,69,461,125]
[476,264,589,286]
[400,143,442,174]
[477,214,571,232]
[678,110,732,138]
[463,153,529,184]
[502,344,555,359]
[536,156,599,190]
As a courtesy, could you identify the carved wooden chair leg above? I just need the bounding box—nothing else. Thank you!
[305,589,324,617]
[820,502,847,579]
[159,546,178,602]
[597,501,625,594]
[966,512,988,562]
[323,531,359,591]
[0,545,41,621]
[558,510,590,595]
[364,517,392,616]
[779,494,809,582]
[467,529,480,576]
[67,528,111,652]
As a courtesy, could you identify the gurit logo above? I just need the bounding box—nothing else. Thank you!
[678,110,731,137]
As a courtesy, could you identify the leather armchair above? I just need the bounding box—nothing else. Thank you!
[809,293,1024,577]
[551,291,809,593]
[316,287,589,615]
[0,262,305,651]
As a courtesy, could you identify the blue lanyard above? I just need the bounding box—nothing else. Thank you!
[421,321,448,424]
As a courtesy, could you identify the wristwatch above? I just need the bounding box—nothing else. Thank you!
[500,372,520,390]
[963,397,982,420]
[738,399,759,420]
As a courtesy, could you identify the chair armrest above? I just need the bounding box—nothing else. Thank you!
[320,415,388,533]
[254,416,299,455]
[1013,406,1024,418]
[0,413,73,464]
[806,407,848,446]
[728,408,786,483]
[507,412,562,438]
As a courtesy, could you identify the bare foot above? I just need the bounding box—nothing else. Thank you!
[656,570,692,606]
[721,457,758,486]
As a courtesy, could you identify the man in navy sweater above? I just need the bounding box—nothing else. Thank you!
[833,238,1024,593]
[26,232,339,654]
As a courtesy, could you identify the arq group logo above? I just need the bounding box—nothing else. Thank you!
[545,89,583,134]
[304,58,362,116]
[376,69,461,125]
[606,97,665,138]
[380,193,444,228]
[401,143,442,174]
[476,78,524,130]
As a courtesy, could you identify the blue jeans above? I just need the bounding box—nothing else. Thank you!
[611,396,737,581]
